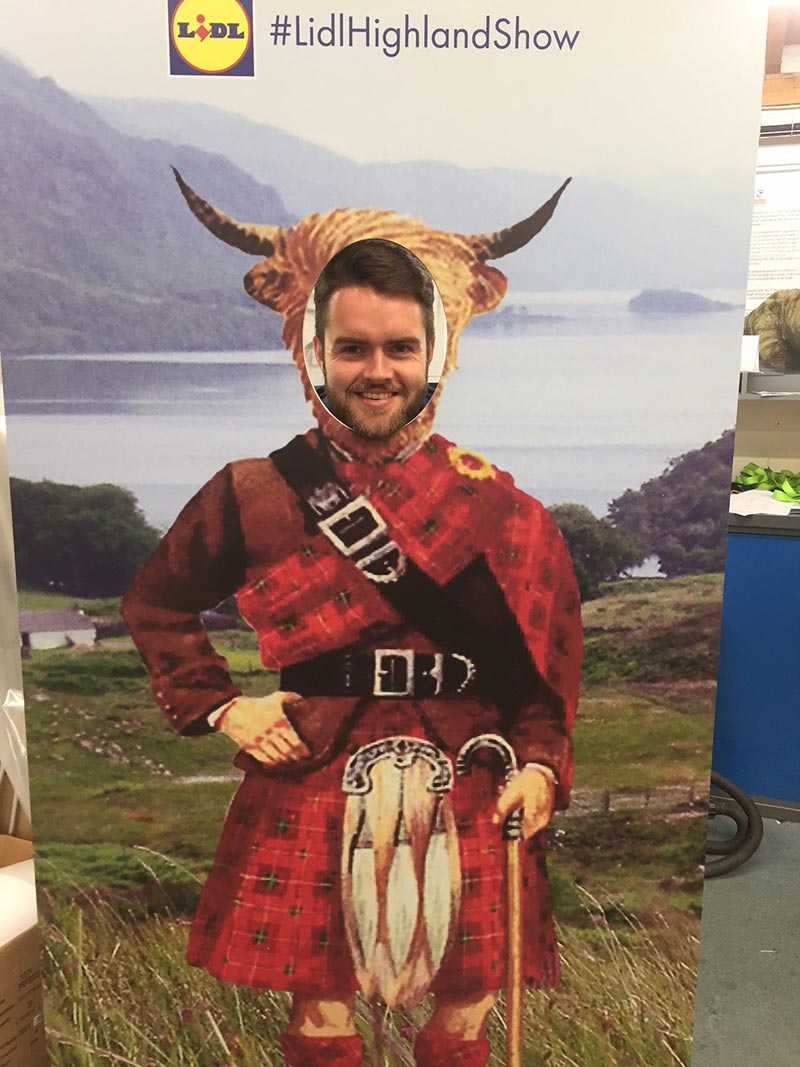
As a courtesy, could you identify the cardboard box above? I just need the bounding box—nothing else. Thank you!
[0,835,47,1067]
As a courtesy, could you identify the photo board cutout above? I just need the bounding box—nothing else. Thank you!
[0,4,768,1064]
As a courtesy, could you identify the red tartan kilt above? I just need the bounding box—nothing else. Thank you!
[188,724,560,995]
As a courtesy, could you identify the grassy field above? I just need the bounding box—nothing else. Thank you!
[17,587,122,616]
[40,889,698,1067]
[582,574,724,684]
[22,576,719,1066]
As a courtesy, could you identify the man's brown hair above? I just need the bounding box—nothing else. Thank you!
[314,238,436,346]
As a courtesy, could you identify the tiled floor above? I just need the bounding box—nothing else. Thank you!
[692,819,800,1066]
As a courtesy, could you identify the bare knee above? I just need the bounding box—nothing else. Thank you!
[287,994,356,1037]
[428,990,498,1041]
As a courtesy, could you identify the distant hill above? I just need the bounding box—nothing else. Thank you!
[467,305,565,332]
[90,96,752,293]
[0,54,290,355]
[629,289,736,314]
[0,51,751,356]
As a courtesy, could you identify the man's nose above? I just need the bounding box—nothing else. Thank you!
[364,347,391,379]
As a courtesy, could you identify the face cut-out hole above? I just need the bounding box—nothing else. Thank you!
[303,239,447,439]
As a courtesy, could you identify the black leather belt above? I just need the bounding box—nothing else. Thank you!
[281,648,476,699]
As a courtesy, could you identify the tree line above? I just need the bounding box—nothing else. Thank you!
[551,430,734,599]
[11,479,160,599]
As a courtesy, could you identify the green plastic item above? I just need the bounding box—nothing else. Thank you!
[735,462,800,501]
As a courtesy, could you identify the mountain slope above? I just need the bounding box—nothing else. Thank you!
[0,55,291,354]
[0,50,750,356]
[90,96,752,292]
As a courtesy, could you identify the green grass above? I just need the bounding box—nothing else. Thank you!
[597,574,724,599]
[39,881,699,1066]
[18,588,79,611]
[572,687,713,791]
[31,778,238,870]
[41,891,290,1067]
[17,588,123,615]
[548,812,705,922]
[24,639,274,868]
[35,842,203,901]
[24,647,149,695]
[581,575,724,683]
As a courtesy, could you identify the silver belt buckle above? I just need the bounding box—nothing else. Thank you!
[318,495,386,557]
[421,652,444,695]
[307,480,350,517]
[356,540,407,583]
[373,649,414,697]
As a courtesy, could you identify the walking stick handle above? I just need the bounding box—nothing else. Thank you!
[456,733,522,839]
[456,733,518,780]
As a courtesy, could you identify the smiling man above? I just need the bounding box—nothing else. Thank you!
[312,240,437,438]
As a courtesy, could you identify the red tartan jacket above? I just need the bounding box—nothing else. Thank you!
[121,432,582,808]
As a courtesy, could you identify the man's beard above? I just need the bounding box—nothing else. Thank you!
[324,379,430,440]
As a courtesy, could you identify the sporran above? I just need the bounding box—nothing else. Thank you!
[341,737,461,1007]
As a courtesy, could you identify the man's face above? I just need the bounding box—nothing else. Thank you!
[313,285,432,439]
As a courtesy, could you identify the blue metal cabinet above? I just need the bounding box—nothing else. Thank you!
[712,519,800,805]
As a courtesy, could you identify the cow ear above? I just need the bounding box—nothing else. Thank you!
[244,261,286,310]
[468,263,508,313]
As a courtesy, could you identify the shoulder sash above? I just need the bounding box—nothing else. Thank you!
[270,434,547,714]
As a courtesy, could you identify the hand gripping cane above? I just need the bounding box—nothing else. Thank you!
[456,734,522,1067]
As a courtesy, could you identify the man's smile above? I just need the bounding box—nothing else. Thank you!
[351,385,402,405]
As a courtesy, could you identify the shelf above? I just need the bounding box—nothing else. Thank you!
[729,513,800,536]
[740,371,800,397]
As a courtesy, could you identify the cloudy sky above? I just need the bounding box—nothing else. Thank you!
[1,0,768,184]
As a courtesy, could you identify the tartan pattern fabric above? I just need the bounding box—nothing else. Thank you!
[336,437,518,587]
[235,434,523,669]
[187,712,560,995]
[485,481,581,807]
[235,436,580,787]
[281,1034,363,1067]
[125,433,580,791]
[235,431,580,806]
[236,525,401,671]
[414,1032,491,1067]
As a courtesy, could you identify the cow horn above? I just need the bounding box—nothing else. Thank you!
[172,167,281,257]
[467,178,571,261]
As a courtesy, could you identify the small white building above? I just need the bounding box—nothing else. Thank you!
[18,610,96,651]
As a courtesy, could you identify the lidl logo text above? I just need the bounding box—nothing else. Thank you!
[176,20,245,39]
[168,0,254,76]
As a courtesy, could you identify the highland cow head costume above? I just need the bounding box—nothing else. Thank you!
[172,168,570,457]
[122,173,582,1067]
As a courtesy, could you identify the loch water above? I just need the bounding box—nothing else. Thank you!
[1,290,744,531]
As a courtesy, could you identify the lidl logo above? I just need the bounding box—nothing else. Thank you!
[168,0,254,76]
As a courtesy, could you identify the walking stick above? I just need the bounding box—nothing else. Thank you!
[456,735,522,1067]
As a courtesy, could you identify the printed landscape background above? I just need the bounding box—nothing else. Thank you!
[0,3,766,1065]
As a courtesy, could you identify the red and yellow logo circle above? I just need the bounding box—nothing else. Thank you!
[171,0,251,74]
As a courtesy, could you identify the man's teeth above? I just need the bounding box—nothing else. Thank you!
[360,391,395,399]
